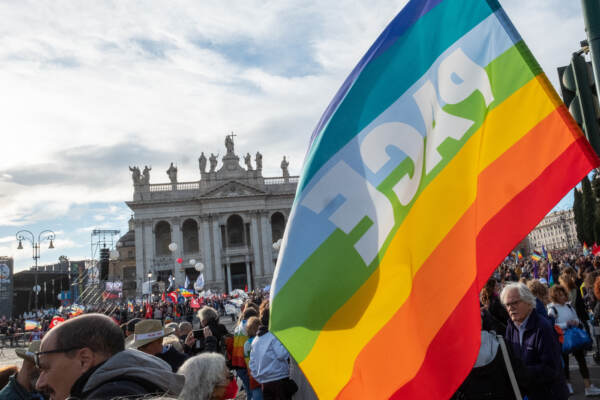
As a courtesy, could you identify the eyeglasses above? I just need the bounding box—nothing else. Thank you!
[504,299,523,309]
[33,347,83,369]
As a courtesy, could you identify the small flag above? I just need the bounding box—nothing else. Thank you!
[25,320,41,331]
[49,316,64,330]
[532,261,538,278]
[548,252,554,262]
[145,303,153,319]
[168,291,178,303]
[194,273,205,291]
[184,275,190,290]
[593,243,600,256]
[127,301,134,313]
[161,291,166,303]
[584,243,590,256]
[179,287,194,298]
[542,245,548,259]
[190,297,201,309]
[548,263,554,286]
[167,275,175,291]
[531,251,542,262]
[517,250,523,260]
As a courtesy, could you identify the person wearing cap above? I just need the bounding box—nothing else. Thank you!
[126,319,189,372]
[0,340,43,399]
[35,313,184,399]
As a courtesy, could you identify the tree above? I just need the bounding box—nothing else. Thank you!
[574,187,585,244]
[582,176,596,245]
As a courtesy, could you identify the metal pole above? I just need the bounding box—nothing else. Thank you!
[581,0,600,90]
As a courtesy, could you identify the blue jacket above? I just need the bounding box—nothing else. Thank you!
[504,310,568,400]
[249,331,290,384]
[0,375,44,400]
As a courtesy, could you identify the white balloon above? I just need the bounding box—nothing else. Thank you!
[189,259,196,265]
[168,242,178,252]
[195,262,204,272]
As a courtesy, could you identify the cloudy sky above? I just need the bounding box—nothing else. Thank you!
[0,0,587,272]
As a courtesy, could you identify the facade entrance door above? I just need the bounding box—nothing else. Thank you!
[230,263,247,290]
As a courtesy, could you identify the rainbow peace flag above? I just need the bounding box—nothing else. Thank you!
[269,0,598,398]
[25,320,40,331]
[178,287,194,298]
[584,242,590,256]
[531,251,542,262]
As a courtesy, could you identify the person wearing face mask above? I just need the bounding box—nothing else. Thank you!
[0,340,44,399]
[178,353,238,400]
[126,319,189,372]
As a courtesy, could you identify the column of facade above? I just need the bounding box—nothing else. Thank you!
[134,219,145,295]
[260,211,273,275]
[212,216,224,283]
[143,220,154,294]
[199,216,213,282]
[250,212,262,278]
[245,255,252,291]
[226,260,232,293]
[171,218,185,286]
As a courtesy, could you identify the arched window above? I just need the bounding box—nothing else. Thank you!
[155,221,171,256]
[182,219,199,254]
[227,215,244,246]
[271,212,285,243]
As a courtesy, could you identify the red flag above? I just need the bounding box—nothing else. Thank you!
[145,303,153,319]
[244,285,248,292]
[190,297,201,309]
[593,243,600,256]
[49,316,64,330]
[161,291,166,302]
[168,291,178,303]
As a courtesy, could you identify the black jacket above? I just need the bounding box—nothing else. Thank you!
[156,345,189,372]
[67,349,184,399]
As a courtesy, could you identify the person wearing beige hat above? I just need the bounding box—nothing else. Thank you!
[126,319,188,372]
[0,340,44,399]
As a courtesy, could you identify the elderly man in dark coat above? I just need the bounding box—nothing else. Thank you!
[501,282,568,400]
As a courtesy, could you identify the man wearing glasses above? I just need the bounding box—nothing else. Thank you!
[501,282,568,400]
[34,313,184,400]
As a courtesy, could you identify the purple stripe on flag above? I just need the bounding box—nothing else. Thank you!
[307,0,445,153]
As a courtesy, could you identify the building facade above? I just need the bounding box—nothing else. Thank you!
[126,135,297,295]
[527,209,578,251]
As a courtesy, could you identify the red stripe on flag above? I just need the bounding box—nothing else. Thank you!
[389,136,597,399]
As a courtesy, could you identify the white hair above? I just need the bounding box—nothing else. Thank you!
[198,306,219,323]
[500,282,536,308]
[178,353,227,400]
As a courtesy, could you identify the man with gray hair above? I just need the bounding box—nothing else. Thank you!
[500,282,568,400]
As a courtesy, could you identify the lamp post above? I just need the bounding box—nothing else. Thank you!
[16,229,56,310]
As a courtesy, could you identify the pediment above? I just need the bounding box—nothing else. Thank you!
[201,180,265,198]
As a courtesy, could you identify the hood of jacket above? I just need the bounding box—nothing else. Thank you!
[83,349,185,395]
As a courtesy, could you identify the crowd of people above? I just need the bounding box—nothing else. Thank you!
[3,250,600,399]
[0,288,298,400]
[455,250,600,399]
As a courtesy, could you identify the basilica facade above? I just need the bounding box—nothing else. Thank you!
[126,135,297,295]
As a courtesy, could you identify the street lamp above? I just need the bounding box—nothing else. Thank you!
[16,229,56,310]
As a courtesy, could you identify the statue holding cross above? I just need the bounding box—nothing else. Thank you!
[225,132,236,155]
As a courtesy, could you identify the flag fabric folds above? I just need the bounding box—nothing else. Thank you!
[531,251,542,262]
[269,0,599,398]
[195,273,205,291]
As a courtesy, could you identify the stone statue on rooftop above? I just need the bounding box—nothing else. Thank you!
[281,156,289,178]
[209,153,218,172]
[199,152,207,173]
[166,162,177,184]
[129,166,141,185]
[225,133,236,155]
[244,153,253,171]
[255,152,262,171]
[142,166,152,184]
